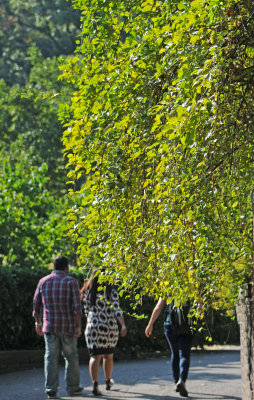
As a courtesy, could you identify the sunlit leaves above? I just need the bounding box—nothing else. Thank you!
[60,0,254,314]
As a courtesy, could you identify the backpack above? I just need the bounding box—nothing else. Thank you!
[165,300,193,335]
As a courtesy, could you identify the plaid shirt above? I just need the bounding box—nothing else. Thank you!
[33,270,81,333]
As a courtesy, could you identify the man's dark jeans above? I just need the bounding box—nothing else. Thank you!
[164,323,193,383]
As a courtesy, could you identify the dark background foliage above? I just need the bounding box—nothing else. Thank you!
[0,0,81,85]
[0,267,239,352]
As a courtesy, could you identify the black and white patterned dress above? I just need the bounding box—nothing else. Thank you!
[83,287,123,355]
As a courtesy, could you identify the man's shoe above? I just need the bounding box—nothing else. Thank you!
[176,380,188,397]
[105,378,114,390]
[47,391,59,399]
[69,386,84,396]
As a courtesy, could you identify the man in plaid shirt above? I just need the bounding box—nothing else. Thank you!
[33,255,83,399]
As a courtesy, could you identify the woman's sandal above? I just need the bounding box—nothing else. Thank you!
[92,381,102,396]
[105,378,114,390]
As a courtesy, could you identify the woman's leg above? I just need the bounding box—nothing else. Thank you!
[89,355,102,395]
[102,353,114,380]
[89,355,101,383]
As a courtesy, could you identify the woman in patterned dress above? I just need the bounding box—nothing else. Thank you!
[81,269,127,395]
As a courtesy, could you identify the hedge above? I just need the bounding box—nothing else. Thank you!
[0,266,239,352]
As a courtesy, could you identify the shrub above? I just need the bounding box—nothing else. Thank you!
[0,266,239,351]
[0,266,49,350]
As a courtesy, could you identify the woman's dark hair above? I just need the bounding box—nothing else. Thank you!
[80,268,112,305]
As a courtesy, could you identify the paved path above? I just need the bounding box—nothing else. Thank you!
[0,350,241,400]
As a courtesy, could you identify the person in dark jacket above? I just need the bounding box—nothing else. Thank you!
[145,298,193,398]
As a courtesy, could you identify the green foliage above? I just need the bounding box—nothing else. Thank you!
[0,50,70,192]
[0,49,76,267]
[60,0,254,314]
[0,0,81,85]
[0,140,72,267]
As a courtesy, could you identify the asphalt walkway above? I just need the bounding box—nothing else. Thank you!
[0,350,241,400]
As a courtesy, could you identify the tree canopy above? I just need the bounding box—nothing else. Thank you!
[59,0,254,313]
[0,0,81,85]
[0,138,69,268]
[0,48,76,268]
[0,0,82,268]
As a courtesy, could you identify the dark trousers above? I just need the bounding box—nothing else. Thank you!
[164,324,193,383]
